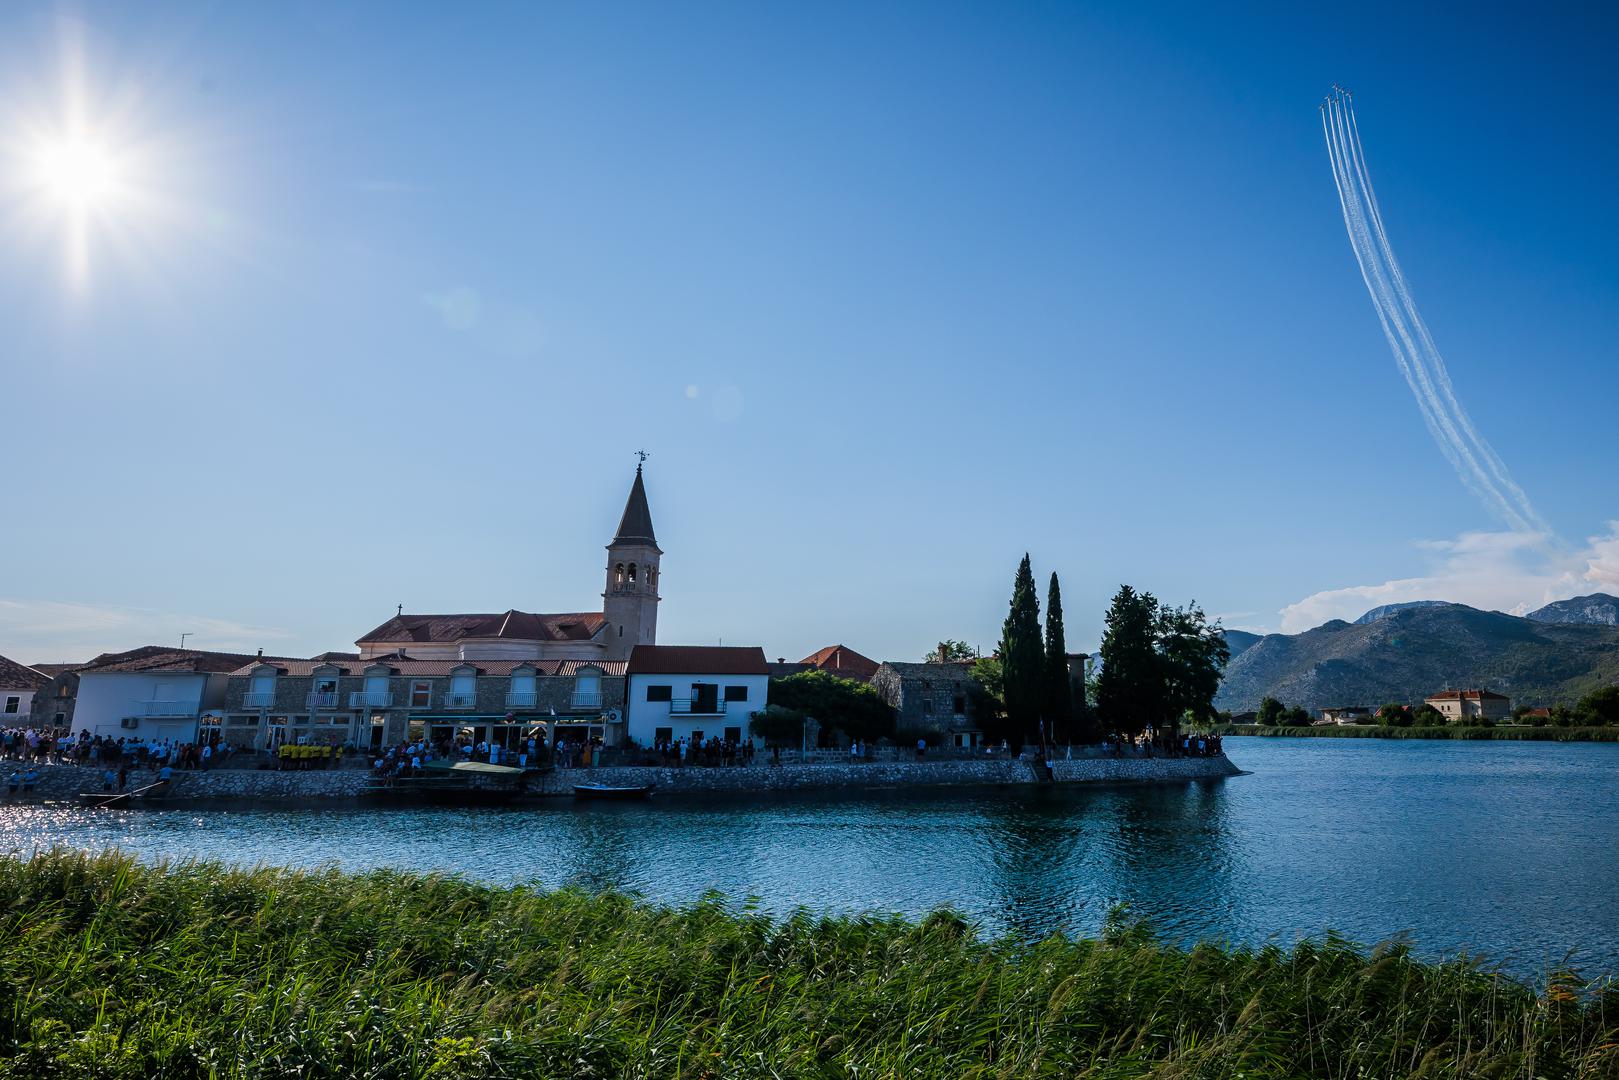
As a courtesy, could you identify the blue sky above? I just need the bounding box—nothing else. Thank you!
[2,2,1617,663]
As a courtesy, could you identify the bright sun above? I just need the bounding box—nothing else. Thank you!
[31,136,121,208]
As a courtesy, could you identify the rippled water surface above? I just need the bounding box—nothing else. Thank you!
[5,738,1617,976]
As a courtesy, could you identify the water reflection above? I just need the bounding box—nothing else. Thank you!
[3,739,1618,977]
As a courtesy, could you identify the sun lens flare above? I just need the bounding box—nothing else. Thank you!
[31,136,121,208]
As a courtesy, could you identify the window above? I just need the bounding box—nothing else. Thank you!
[724,685,748,702]
[57,683,72,698]
[646,685,672,702]
[53,713,65,725]
[628,562,637,583]
[448,673,475,707]
[922,698,933,715]
[410,681,431,708]
[3,697,18,714]
[654,726,673,743]
[953,695,966,715]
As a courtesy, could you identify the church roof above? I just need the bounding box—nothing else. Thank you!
[356,610,606,645]
[612,465,657,546]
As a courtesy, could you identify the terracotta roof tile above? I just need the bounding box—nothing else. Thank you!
[627,645,769,676]
[229,658,626,678]
[0,654,51,691]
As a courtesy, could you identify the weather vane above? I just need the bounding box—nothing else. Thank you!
[635,449,650,464]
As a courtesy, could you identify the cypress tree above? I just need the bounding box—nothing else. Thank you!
[1042,572,1073,736]
[998,554,1043,746]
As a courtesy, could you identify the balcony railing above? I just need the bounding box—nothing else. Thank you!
[444,692,477,709]
[670,698,726,716]
[307,691,340,709]
[571,690,603,710]
[242,691,275,709]
[506,690,538,708]
[349,690,394,708]
[133,701,196,717]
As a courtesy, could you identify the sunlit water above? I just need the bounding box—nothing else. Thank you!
[4,738,1616,978]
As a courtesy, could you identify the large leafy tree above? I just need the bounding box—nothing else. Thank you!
[924,640,977,663]
[998,554,1044,745]
[1256,696,1286,726]
[1096,585,1163,739]
[1042,573,1073,738]
[768,671,895,743]
[1156,601,1230,735]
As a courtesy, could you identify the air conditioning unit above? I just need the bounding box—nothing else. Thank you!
[120,717,140,730]
[605,710,621,723]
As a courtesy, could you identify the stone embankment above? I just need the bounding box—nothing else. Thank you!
[7,754,1241,806]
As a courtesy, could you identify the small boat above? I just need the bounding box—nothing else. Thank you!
[572,782,654,800]
[79,779,170,808]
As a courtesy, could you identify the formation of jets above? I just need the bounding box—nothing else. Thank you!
[1321,84,1354,110]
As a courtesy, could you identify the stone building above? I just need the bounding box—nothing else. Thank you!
[869,661,984,748]
[222,655,626,751]
[1424,688,1511,723]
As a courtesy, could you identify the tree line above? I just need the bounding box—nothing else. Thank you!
[975,557,1230,748]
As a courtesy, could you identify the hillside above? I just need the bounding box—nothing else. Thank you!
[1215,602,1619,713]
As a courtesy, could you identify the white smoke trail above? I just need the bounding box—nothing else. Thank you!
[1320,90,1548,535]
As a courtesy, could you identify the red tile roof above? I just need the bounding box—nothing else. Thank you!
[1424,689,1509,701]
[229,658,626,678]
[356,610,606,645]
[799,644,879,681]
[627,645,770,676]
[0,654,50,691]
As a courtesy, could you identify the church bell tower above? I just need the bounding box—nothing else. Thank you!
[603,461,661,660]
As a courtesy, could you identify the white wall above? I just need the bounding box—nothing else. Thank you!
[72,672,212,743]
[1,689,37,724]
[626,672,769,745]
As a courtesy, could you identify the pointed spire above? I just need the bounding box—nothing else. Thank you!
[612,463,657,545]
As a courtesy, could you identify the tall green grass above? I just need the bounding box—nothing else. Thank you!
[1,851,1614,1078]
[1211,723,1619,742]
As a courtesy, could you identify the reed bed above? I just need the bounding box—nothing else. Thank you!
[0,850,1614,1079]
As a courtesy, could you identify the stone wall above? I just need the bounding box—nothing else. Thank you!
[7,753,1242,806]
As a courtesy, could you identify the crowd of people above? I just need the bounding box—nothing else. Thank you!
[1099,730,1224,758]
[648,735,755,767]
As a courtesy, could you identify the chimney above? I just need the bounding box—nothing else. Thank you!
[256,648,263,659]
[777,657,785,664]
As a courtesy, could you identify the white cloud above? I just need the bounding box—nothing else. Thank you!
[0,599,294,663]
[1276,524,1619,633]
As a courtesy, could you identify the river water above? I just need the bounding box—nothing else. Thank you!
[3,738,1616,978]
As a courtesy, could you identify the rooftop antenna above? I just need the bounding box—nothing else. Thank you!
[179,633,192,651]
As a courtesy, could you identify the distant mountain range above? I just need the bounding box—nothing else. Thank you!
[1525,593,1619,626]
[1216,599,1619,713]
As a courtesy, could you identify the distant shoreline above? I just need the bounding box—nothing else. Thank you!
[1210,724,1619,742]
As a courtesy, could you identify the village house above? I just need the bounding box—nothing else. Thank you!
[223,655,626,752]
[1424,688,1511,723]
[1320,705,1374,725]
[69,647,286,743]
[869,661,984,748]
[768,643,880,682]
[0,654,49,726]
[625,645,770,747]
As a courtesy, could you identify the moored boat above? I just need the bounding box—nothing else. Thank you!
[572,782,654,800]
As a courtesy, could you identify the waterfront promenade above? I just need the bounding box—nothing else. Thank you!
[6,753,1241,804]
